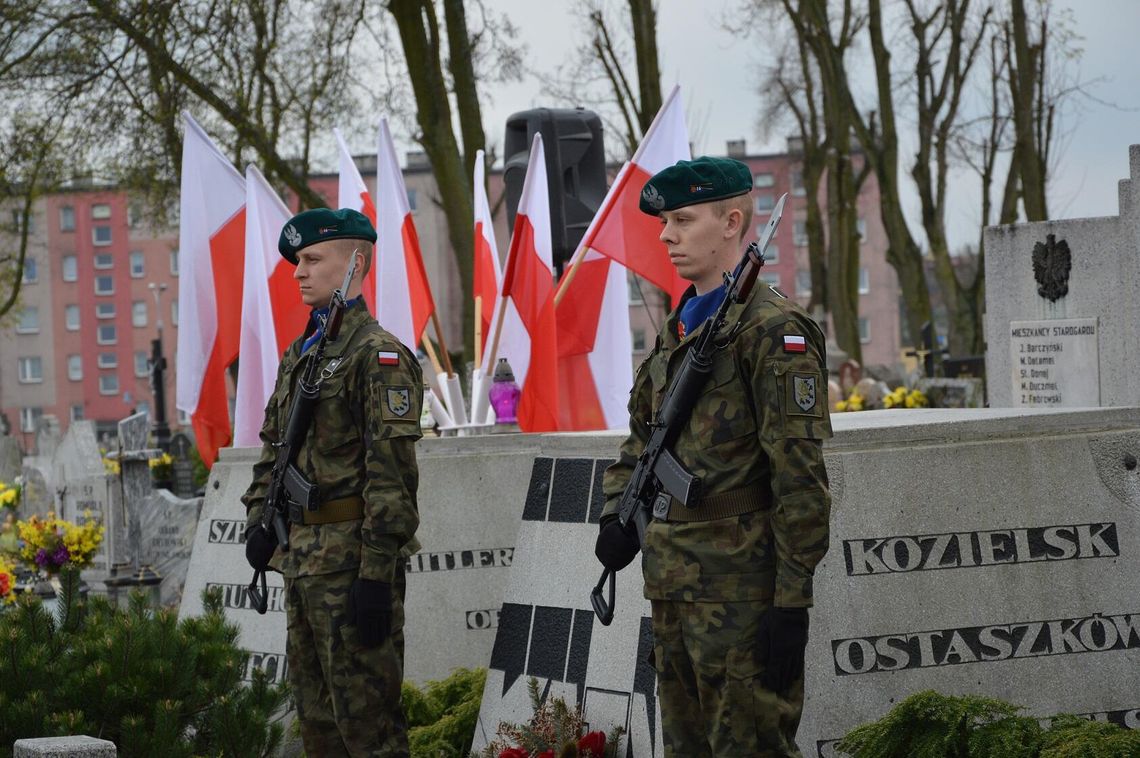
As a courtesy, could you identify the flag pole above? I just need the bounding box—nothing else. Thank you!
[474,295,484,366]
[429,312,454,376]
[482,290,511,375]
[421,333,444,376]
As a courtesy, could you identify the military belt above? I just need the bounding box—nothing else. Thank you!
[292,495,365,526]
[662,484,771,522]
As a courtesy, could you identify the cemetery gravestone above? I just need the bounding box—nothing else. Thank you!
[169,432,197,498]
[137,489,203,607]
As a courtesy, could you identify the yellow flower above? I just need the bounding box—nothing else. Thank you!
[847,393,865,412]
[835,400,849,412]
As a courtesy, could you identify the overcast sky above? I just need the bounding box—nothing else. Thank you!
[436,0,1140,250]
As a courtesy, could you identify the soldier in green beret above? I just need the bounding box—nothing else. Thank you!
[242,207,424,756]
[596,157,832,756]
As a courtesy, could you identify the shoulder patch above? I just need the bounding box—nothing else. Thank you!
[378,350,400,367]
[783,335,807,353]
[381,384,415,421]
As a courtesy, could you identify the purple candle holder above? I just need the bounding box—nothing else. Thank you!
[488,358,521,424]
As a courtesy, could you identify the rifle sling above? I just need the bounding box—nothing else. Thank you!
[301,495,364,525]
[663,484,770,522]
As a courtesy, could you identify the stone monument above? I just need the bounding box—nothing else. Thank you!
[984,144,1140,407]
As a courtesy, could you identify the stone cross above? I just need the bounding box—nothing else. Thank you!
[112,413,157,572]
[169,431,196,498]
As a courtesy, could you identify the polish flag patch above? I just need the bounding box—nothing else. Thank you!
[783,335,807,353]
[377,350,400,366]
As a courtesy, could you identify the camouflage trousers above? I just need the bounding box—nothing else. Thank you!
[651,598,804,758]
[285,565,409,757]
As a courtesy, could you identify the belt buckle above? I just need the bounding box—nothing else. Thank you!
[287,500,303,526]
[651,492,671,521]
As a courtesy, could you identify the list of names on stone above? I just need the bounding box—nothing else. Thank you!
[1009,317,1099,407]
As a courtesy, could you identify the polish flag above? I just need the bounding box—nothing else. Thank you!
[555,253,632,430]
[335,128,378,313]
[175,112,246,467]
[376,118,435,351]
[500,134,559,432]
[471,150,528,424]
[567,84,691,306]
[233,166,309,447]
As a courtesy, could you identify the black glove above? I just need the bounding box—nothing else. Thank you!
[244,526,277,571]
[595,516,641,572]
[347,579,392,648]
[758,606,810,693]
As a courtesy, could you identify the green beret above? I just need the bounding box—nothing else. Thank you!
[639,156,752,215]
[278,207,377,264]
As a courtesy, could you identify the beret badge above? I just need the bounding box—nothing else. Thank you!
[641,183,665,211]
[284,224,302,248]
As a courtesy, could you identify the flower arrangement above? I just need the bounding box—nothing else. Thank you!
[0,556,15,605]
[835,392,865,412]
[883,386,928,409]
[0,478,21,510]
[102,451,120,476]
[16,512,104,576]
[149,452,174,483]
[482,678,623,758]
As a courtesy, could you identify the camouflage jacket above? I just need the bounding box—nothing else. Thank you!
[242,299,423,583]
[602,283,832,607]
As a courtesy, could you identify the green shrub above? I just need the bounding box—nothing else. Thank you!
[403,667,486,757]
[0,575,287,757]
[836,690,1140,758]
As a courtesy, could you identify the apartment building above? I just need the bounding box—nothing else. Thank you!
[1,141,900,452]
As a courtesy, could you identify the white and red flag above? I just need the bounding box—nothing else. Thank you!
[335,128,378,313]
[233,166,309,447]
[499,133,560,432]
[175,112,246,466]
[375,117,435,351]
[555,253,632,430]
[567,84,691,306]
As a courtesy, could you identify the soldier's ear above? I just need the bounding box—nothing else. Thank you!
[723,207,743,240]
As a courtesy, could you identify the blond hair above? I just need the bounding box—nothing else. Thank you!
[713,192,754,242]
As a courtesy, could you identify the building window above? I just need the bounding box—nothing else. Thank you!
[761,273,781,290]
[764,244,779,264]
[92,225,112,246]
[97,352,118,369]
[92,203,112,219]
[178,409,190,425]
[22,258,37,283]
[16,307,39,334]
[136,400,150,417]
[97,324,117,345]
[134,351,150,377]
[10,210,32,234]
[128,202,143,228]
[859,267,870,295]
[753,172,774,189]
[856,217,867,242]
[71,405,84,422]
[94,275,114,295]
[407,189,417,212]
[129,251,145,278]
[792,220,808,247]
[99,374,119,395]
[170,250,179,276]
[96,302,116,319]
[791,168,805,196]
[132,300,147,327]
[754,193,775,213]
[20,407,43,433]
[93,253,113,270]
[65,304,80,331]
[859,317,871,343]
[59,205,75,232]
[17,356,43,383]
[632,328,646,352]
[68,354,83,381]
[796,270,812,297]
[171,299,179,327]
[627,272,644,305]
[62,255,77,281]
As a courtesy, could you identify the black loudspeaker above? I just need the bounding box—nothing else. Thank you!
[503,108,607,274]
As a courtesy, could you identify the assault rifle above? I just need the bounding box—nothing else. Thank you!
[590,194,787,625]
[248,256,357,614]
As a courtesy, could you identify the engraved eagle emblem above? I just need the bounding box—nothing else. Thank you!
[386,388,411,417]
[284,224,303,248]
[641,183,665,210]
[1031,233,1071,303]
[793,375,816,412]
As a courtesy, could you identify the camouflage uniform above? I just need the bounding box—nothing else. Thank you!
[602,283,831,758]
[243,299,423,757]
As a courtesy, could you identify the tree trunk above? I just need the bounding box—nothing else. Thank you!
[628,0,662,133]
[1009,0,1047,221]
[389,0,477,362]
